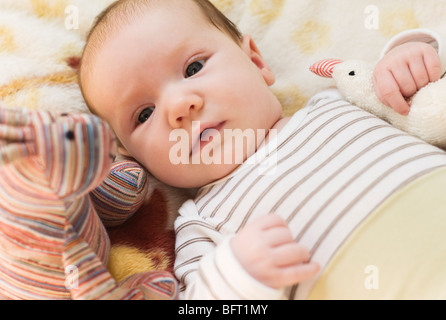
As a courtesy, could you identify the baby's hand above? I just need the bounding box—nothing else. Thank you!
[230,214,320,289]
[373,41,442,115]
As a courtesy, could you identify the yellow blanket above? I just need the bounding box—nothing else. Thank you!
[309,166,446,299]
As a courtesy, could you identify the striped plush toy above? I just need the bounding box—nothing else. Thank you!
[0,106,177,300]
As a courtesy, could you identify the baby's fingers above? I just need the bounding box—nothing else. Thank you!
[374,70,410,115]
[277,262,320,287]
[268,243,320,288]
[272,242,311,265]
[421,42,442,82]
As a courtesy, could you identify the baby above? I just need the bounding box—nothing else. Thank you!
[80,0,446,299]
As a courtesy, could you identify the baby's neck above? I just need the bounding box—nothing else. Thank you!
[258,116,290,150]
[271,116,290,132]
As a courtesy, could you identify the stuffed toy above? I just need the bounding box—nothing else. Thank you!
[91,159,149,228]
[310,59,446,149]
[0,106,177,300]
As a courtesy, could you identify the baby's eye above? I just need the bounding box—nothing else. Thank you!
[185,60,205,78]
[137,107,155,124]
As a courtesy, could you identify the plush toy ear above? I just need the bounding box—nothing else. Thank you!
[0,125,35,165]
[90,160,149,227]
[310,59,343,78]
[0,141,35,165]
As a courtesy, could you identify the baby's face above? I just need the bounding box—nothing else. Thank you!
[86,0,282,188]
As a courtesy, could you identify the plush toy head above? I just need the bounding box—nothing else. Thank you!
[0,107,116,199]
[310,59,446,149]
[310,59,386,116]
[0,106,177,300]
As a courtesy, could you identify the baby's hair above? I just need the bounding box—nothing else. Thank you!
[79,0,242,111]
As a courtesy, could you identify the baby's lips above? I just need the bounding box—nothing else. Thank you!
[310,59,343,78]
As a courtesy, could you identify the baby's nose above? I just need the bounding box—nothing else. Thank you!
[167,94,203,128]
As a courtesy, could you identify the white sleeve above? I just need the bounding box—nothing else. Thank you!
[380,28,446,73]
[174,199,285,300]
[305,88,345,106]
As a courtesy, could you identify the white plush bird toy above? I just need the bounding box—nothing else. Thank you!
[310,59,446,149]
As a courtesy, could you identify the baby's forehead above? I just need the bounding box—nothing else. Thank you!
[89,0,208,49]
[80,0,240,105]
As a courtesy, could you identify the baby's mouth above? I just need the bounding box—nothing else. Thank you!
[190,121,226,157]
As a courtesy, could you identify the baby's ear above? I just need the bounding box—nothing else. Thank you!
[241,35,275,86]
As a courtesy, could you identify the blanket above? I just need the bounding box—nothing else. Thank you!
[1,0,446,291]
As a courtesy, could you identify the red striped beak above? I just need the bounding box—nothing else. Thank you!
[310,59,343,78]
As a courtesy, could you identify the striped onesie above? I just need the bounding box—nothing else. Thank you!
[174,89,446,299]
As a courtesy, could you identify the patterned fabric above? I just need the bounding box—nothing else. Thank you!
[213,0,446,116]
[91,160,149,227]
[2,0,446,116]
[309,59,343,78]
[0,106,177,300]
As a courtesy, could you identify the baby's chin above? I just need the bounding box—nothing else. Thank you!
[161,163,242,189]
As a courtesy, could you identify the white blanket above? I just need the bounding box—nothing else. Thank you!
[2,0,446,116]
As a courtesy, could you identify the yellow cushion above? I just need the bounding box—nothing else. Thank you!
[308,166,446,299]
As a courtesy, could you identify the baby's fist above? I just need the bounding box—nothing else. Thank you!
[231,214,320,289]
[373,41,442,115]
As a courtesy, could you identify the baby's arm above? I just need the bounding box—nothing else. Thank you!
[175,200,319,299]
[231,215,320,289]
